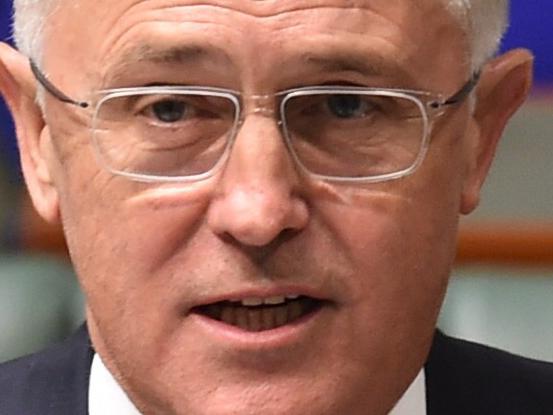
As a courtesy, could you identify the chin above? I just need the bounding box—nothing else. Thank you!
[135,364,397,415]
[164,390,365,415]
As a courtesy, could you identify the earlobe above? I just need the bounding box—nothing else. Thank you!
[0,42,60,224]
[460,48,534,215]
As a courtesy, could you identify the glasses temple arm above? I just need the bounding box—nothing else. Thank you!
[29,59,89,109]
[428,71,481,110]
[442,71,481,107]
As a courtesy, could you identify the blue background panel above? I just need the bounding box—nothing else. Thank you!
[502,1,553,87]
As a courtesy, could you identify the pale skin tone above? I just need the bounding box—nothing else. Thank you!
[0,0,533,413]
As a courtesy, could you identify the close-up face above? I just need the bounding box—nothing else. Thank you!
[0,0,532,414]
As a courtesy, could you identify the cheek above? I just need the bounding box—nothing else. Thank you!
[57,154,210,323]
[59,182,219,379]
[323,170,462,343]
[295,180,461,409]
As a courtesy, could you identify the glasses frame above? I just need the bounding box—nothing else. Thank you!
[30,59,480,184]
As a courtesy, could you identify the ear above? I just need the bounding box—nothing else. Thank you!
[460,49,534,214]
[0,42,60,223]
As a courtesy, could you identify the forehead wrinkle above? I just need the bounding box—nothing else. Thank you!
[52,0,454,56]
[92,1,398,87]
[123,0,453,29]
[91,0,388,21]
[84,0,409,45]
[57,0,459,92]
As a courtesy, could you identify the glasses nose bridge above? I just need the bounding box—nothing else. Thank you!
[239,93,283,125]
[227,92,295,174]
[230,92,288,161]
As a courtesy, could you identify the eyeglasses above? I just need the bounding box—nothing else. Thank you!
[30,60,479,183]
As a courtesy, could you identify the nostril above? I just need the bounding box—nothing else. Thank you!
[218,227,301,263]
[222,219,286,247]
[207,188,309,248]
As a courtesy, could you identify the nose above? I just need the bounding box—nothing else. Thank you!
[206,114,309,247]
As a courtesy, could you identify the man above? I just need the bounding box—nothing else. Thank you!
[0,0,551,414]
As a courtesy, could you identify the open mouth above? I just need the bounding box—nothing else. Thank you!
[192,295,324,332]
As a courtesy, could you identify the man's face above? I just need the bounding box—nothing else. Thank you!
[33,0,476,413]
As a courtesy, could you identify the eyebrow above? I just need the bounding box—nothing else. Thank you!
[124,44,209,64]
[100,44,413,89]
[299,52,413,84]
[101,44,232,85]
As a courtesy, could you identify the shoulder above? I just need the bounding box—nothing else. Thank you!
[0,325,93,415]
[426,331,553,415]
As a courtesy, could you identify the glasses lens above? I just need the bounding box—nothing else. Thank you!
[92,91,237,179]
[282,91,427,179]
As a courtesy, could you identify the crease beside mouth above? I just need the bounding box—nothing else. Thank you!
[192,297,323,332]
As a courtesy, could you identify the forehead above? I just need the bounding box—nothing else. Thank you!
[43,0,467,90]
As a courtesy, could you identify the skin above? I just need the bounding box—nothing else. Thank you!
[0,0,533,413]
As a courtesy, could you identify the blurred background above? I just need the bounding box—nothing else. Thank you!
[0,1,552,363]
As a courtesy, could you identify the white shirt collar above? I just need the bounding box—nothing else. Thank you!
[89,354,142,415]
[389,370,427,415]
[89,354,426,415]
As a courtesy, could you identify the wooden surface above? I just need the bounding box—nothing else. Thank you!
[457,222,553,266]
[19,194,67,254]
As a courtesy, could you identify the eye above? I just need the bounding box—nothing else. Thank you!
[326,94,374,119]
[149,99,190,123]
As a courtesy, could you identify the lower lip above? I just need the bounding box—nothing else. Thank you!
[187,305,326,348]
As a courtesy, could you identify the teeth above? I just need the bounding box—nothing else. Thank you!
[208,297,322,332]
[261,307,275,330]
[221,306,235,325]
[247,309,262,331]
[241,297,264,306]
[264,296,286,305]
[197,295,321,332]
[236,307,249,330]
[274,305,288,326]
[239,295,300,307]
[288,300,302,321]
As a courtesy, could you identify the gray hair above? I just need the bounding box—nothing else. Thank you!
[12,0,508,72]
[445,0,509,71]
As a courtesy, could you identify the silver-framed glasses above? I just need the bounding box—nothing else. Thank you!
[30,60,479,183]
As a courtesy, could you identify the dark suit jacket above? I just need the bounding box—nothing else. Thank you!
[1,325,552,414]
